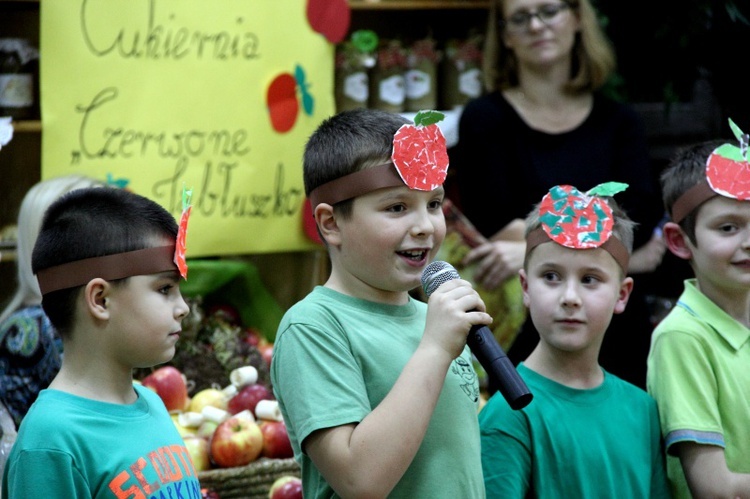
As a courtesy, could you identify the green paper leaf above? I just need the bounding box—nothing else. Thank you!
[414,110,445,127]
[352,30,378,53]
[729,118,745,143]
[587,181,628,198]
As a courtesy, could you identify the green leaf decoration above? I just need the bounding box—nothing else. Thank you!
[727,118,749,161]
[587,181,628,198]
[414,110,445,127]
[352,30,378,53]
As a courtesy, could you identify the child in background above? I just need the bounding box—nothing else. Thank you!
[0,175,103,429]
[648,130,750,497]
[271,108,492,498]
[479,183,669,498]
[2,187,199,499]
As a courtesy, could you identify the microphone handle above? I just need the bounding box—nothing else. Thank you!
[467,324,533,410]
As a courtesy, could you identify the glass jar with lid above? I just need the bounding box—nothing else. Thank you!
[0,38,40,119]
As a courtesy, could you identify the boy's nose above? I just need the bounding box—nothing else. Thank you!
[176,294,190,320]
[410,209,436,236]
[560,282,582,308]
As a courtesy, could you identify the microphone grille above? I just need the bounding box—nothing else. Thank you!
[421,261,460,298]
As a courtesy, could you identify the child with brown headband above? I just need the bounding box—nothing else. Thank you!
[271,108,492,498]
[479,183,669,498]
[2,187,200,498]
[647,121,750,497]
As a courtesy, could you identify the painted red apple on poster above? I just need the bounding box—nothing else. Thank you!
[306,0,350,44]
[267,65,315,134]
[706,118,750,200]
[538,182,628,249]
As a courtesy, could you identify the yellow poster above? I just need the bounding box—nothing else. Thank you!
[40,0,335,256]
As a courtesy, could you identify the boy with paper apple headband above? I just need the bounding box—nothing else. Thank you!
[647,119,750,498]
[479,183,670,498]
[271,108,493,498]
[2,186,201,499]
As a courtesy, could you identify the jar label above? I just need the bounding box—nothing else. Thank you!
[459,68,482,98]
[377,74,405,106]
[343,71,368,103]
[405,69,432,99]
[0,73,33,108]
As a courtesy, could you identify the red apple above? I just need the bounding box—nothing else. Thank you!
[183,435,211,472]
[267,73,299,133]
[210,416,263,468]
[268,475,302,499]
[227,383,273,415]
[141,366,189,413]
[260,420,293,459]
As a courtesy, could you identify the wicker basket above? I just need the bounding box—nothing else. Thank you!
[198,458,300,499]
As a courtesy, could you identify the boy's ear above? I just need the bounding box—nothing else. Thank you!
[663,221,693,260]
[84,278,111,321]
[519,269,531,309]
[613,276,634,315]
[314,203,340,246]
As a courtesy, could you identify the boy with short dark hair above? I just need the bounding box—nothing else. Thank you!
[2,187,199,499]
[479,183,669,498]
[648,128,750,497]
[271,108,493,498]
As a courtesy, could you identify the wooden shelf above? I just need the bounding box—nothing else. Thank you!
[350,1,489,10]
[11,120,41,133]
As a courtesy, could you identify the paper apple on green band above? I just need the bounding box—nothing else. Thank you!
[706,118,750,200]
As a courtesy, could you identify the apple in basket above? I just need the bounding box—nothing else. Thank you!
[227,383,273,415]
[210,414,263,468]
[183,435,211,472]
[260,420,294,459]
[141,366,189,412]
[269,475,302,499]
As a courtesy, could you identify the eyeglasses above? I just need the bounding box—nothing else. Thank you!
[500,2,573,34]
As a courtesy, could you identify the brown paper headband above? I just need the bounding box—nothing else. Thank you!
[525,227,630,272]
[670,180,717,224]
[37,245,178,295]
[308,163,405,208]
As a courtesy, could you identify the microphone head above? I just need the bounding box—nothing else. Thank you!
[421,260,460,298]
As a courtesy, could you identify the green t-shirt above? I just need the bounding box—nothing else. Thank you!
[2,384,200,498]
[647,279,750,498]
[271,286,485,499]
[480,363,669,498]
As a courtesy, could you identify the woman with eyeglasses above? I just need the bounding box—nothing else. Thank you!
[451,0,668,391]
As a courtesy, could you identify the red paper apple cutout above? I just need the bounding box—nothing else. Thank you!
[302,198,323,245]
[260,420,294,459]
[706,119,750,200]
[141,366,189,413]
[269,475,302,499]
[210,416,264,468]
[227,383,273,415]
[306,0,350,44]
[538,183,627,250]
[183,435,211,472]
[391,110,449,191]
[267,73,299,133]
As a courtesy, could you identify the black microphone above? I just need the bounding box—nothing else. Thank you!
[421,261,533,410]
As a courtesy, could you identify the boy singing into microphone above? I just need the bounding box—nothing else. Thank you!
[270,109,492,498]
[479,183,669,498]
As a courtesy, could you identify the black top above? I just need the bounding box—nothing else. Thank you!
[452,91,662,247]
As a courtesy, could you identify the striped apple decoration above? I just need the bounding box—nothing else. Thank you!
[538,182,628,249]
[391,110,449,191]
[174,186,192,279]
[706,118,750,200]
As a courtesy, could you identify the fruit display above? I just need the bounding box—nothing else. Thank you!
[268,475,302,499]
[136,300,298,497]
